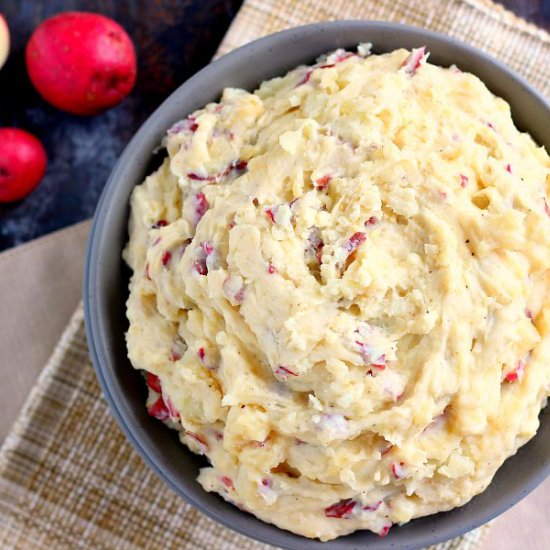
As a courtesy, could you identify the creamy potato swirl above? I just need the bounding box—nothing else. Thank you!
[124,46,550,541]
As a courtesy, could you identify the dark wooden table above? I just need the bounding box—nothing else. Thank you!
[0,0,548,251]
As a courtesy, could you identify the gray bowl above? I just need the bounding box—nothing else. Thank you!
[84,20,550,550]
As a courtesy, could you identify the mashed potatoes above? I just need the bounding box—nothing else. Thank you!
[124,46,550,541]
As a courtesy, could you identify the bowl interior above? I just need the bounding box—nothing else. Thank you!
[84,20,550,550]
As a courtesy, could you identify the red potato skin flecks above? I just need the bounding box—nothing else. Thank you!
[220,476,234,490]
[324,498,356,518]
[0,128,47,202]
[146,372,162,393]
[161,250,172,267]
[275,365,298,378]
[25,12,137,116]
[147,396,170,421]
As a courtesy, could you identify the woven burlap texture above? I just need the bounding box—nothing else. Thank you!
[1,0,548,548]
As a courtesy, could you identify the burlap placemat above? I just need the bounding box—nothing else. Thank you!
[1,1,548,549]
[217,0,549,96]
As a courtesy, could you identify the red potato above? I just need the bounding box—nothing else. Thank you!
[0,14,9,69]
[26,12,137,116]
[0,128,47,203]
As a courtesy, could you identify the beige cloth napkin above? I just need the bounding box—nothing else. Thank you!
[1,0,549,548]
[0,221,91,443]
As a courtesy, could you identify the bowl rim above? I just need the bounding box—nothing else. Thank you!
[84,19,550,550]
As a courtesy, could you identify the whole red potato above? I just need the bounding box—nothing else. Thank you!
[0,128,47,203]
[26,12,137,116]
[0,14,10,69]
